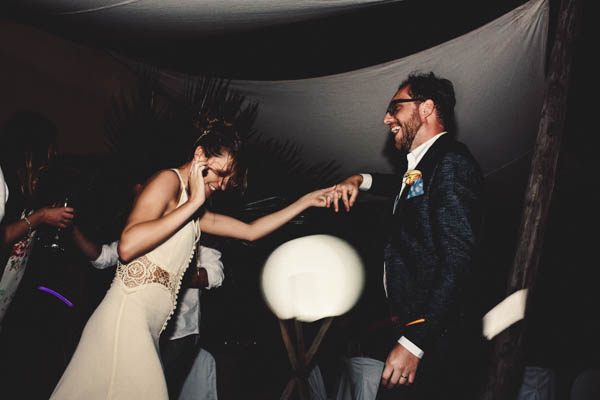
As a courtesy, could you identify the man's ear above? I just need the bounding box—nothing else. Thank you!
[419,100,435,120]
[194,146,207,162]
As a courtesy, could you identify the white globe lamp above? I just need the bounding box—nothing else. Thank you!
[261,234,364,322]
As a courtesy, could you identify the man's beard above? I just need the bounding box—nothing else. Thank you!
[395,109,421,152]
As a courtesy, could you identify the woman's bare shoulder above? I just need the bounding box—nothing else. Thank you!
[145,169,180,188]
[134,169,181,203]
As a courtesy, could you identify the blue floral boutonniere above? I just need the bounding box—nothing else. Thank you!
[404,170,424,199]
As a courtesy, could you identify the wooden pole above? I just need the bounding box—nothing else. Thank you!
[482,0,582,398]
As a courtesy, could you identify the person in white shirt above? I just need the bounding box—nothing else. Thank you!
[0,166,8,223]
[329,72,485,399]
[160,243,223,400]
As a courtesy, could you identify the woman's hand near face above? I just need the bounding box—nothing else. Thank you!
[188,159,207,207]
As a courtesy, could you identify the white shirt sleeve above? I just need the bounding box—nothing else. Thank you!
[91,241,120,269]
[0,166,8,223]
[398,336,424,359]
[198,246,224,289]
[359,173,372,191]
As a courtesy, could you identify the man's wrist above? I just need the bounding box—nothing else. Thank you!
[398,336,424,359]
[358,174,372,190]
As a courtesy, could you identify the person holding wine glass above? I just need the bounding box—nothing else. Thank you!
[0,111,74,329]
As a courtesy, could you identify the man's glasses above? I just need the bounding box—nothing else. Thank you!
[386,98,426,115]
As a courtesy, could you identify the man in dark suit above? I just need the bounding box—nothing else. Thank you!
[331,72,484,399]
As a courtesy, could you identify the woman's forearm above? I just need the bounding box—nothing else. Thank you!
[200,196,311,242]
[245,198,310,241]
[1,208,46,246]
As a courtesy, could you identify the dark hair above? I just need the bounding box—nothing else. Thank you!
[0,111,58,198]
[191,115,246,190]
[398,72,456,132]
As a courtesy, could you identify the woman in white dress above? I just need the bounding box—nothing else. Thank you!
[50,123,335,399]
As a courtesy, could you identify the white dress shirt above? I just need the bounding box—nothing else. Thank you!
[168,246,224,340]
[0,166,8,223]
[359,132,447,358]
[90,241,119,270]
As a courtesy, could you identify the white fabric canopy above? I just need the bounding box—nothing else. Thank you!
[129,0,547,177]
[16,0,402,34]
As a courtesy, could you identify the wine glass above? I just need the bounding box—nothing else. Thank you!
[43,195,71,252]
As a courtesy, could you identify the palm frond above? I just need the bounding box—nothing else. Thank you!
[180,76,259,143]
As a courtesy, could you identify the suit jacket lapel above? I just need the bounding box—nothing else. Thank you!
[393,134,452,217]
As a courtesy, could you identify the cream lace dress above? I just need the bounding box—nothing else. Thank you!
[51,169,200,400]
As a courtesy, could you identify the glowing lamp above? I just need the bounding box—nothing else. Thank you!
[261,234,364,322]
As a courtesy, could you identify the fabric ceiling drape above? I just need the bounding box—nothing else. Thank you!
[17,0,403,34]
[115,0,548,177]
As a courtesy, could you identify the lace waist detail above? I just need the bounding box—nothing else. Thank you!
[116,255,174,292]
[116,254,192,333]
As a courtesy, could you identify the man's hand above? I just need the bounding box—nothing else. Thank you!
[381,343,420,389]
[329,174,363,212]
[190,267,209,288]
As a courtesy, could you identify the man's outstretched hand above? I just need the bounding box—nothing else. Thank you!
[328,174,363,212]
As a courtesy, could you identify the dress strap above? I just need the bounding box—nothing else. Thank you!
[170,168,188,205]
[170,168,186,191]
[170,168,200,242]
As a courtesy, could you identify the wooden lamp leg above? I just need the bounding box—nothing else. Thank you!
[278,317,334,400]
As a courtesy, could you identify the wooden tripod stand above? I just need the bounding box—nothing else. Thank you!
[278,317,334,400]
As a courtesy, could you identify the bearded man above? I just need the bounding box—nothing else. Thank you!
[331,72,485,399]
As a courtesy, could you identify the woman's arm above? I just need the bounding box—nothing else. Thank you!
[1,206,74,246]
[199,186,334,241]
[118,163,206,263]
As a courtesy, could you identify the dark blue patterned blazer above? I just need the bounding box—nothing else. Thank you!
[369,134,484,356]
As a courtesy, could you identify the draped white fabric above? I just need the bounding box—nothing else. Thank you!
[19,0,402,34]
[119,0,548,177]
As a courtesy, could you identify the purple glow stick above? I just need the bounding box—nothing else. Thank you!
[37,286,73,307]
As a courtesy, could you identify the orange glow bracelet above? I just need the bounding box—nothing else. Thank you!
[405,318,425,326]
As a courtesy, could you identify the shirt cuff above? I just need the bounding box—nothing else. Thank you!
[198,246,224,289]
[398,336,424,359]
[358,174,372,191]
[91,241,119,269]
